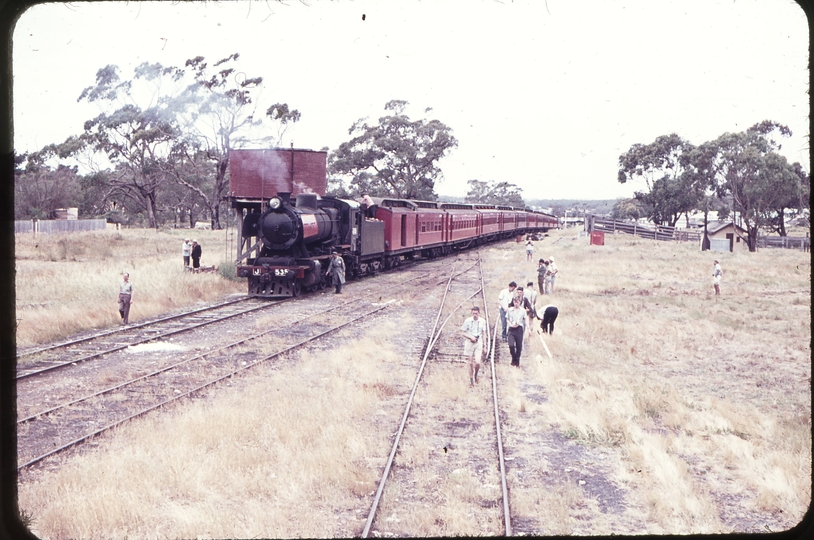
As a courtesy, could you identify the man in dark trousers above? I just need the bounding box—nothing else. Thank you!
[537,259,548,296]
[506,296,526,367]
[540,304,559,335]
[191,240,202,269]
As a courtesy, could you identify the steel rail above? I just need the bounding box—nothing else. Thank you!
[481,259,512,536]
[361,269,458,538]
[16,296,375,425]
[15,296,255,359]
[17,303,392,471]
[16,300,283,380]
[18,271,432,461]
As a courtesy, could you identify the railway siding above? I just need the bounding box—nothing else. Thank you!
[366,254,509,536]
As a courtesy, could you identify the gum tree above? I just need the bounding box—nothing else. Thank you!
[617,133,699,226]
[328,100,458,200]
[465,179,525,207]
[72,63,186,228]
[172,53,300,228]
[705,121,807,251]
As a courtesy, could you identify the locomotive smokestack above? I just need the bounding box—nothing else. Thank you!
[279,192,292,205]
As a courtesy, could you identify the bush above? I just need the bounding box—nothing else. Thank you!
[217,263,241,282]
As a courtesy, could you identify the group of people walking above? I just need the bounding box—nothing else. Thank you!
[461,250,561,386]
[496,281,559,368]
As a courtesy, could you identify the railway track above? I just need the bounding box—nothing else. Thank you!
[16,296,278,379]
[16,270,437,473]
[360,253,513,536]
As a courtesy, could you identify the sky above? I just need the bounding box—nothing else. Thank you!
[11,0,810,201]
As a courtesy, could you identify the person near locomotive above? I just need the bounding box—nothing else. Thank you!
[326,251,346,294]
[506,296,527,366]
[497,281,517,342]
[545,257,558,294]
[537,259,548,296]
[712,260,723,296]
[118,272,134,325]
[360,193,377,219]
[182,239,191,268]
[461,306,487,387]
[191,240,202,269]
[540,304,559,335]
[525,239,534,261]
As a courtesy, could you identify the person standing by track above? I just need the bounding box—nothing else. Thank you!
[537,259,548,296]
[182,239,191,268]
[191,240,202,269]
[506,296,526,366]
[524,282,538,319]
[461,306,487,387]
[545,257,558,294]
[326,251,346,294]
[118,272,134,325]
[497,281,517,342]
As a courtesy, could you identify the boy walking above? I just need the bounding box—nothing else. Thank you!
[461,306,487,387]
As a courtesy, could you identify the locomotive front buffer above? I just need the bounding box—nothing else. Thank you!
[238,259,324,297]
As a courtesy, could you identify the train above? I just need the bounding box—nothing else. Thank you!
[227,147,560,297]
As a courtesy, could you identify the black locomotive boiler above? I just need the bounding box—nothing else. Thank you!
[236,192,384,296]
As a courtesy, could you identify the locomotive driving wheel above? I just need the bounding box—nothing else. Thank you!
[291,281,302,297]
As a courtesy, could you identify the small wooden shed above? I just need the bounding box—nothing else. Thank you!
[705,221,748,252]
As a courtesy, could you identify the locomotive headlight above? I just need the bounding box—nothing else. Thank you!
[269,197,282,210]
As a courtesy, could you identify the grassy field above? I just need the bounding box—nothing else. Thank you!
[15,227,246,347]
[16,226,812,537]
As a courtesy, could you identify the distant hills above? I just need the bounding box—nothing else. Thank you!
[526,199,618,216]
[438,196,619,217]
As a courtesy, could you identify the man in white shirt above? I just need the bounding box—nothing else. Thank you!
[182,239,191,268]
[497,281,517,342]
[523,282,538,318]
[506,296,527,366]
[545,257,558,294]
[461,306,487,387]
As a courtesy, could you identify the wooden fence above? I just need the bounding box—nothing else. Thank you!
[585,215,701,242]
[15,219,107,235]
[756,235,810,251]
[586,215,810,250]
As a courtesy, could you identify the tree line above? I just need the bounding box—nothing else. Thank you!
[15,57,526,229]
[614,122,810,251]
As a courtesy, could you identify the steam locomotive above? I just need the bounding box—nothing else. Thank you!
[227,148,559,297]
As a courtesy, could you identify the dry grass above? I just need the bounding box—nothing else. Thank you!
[19,326,413,539]
[15,228,245,347]
[484,228,811,534]
[16,226,811,536]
